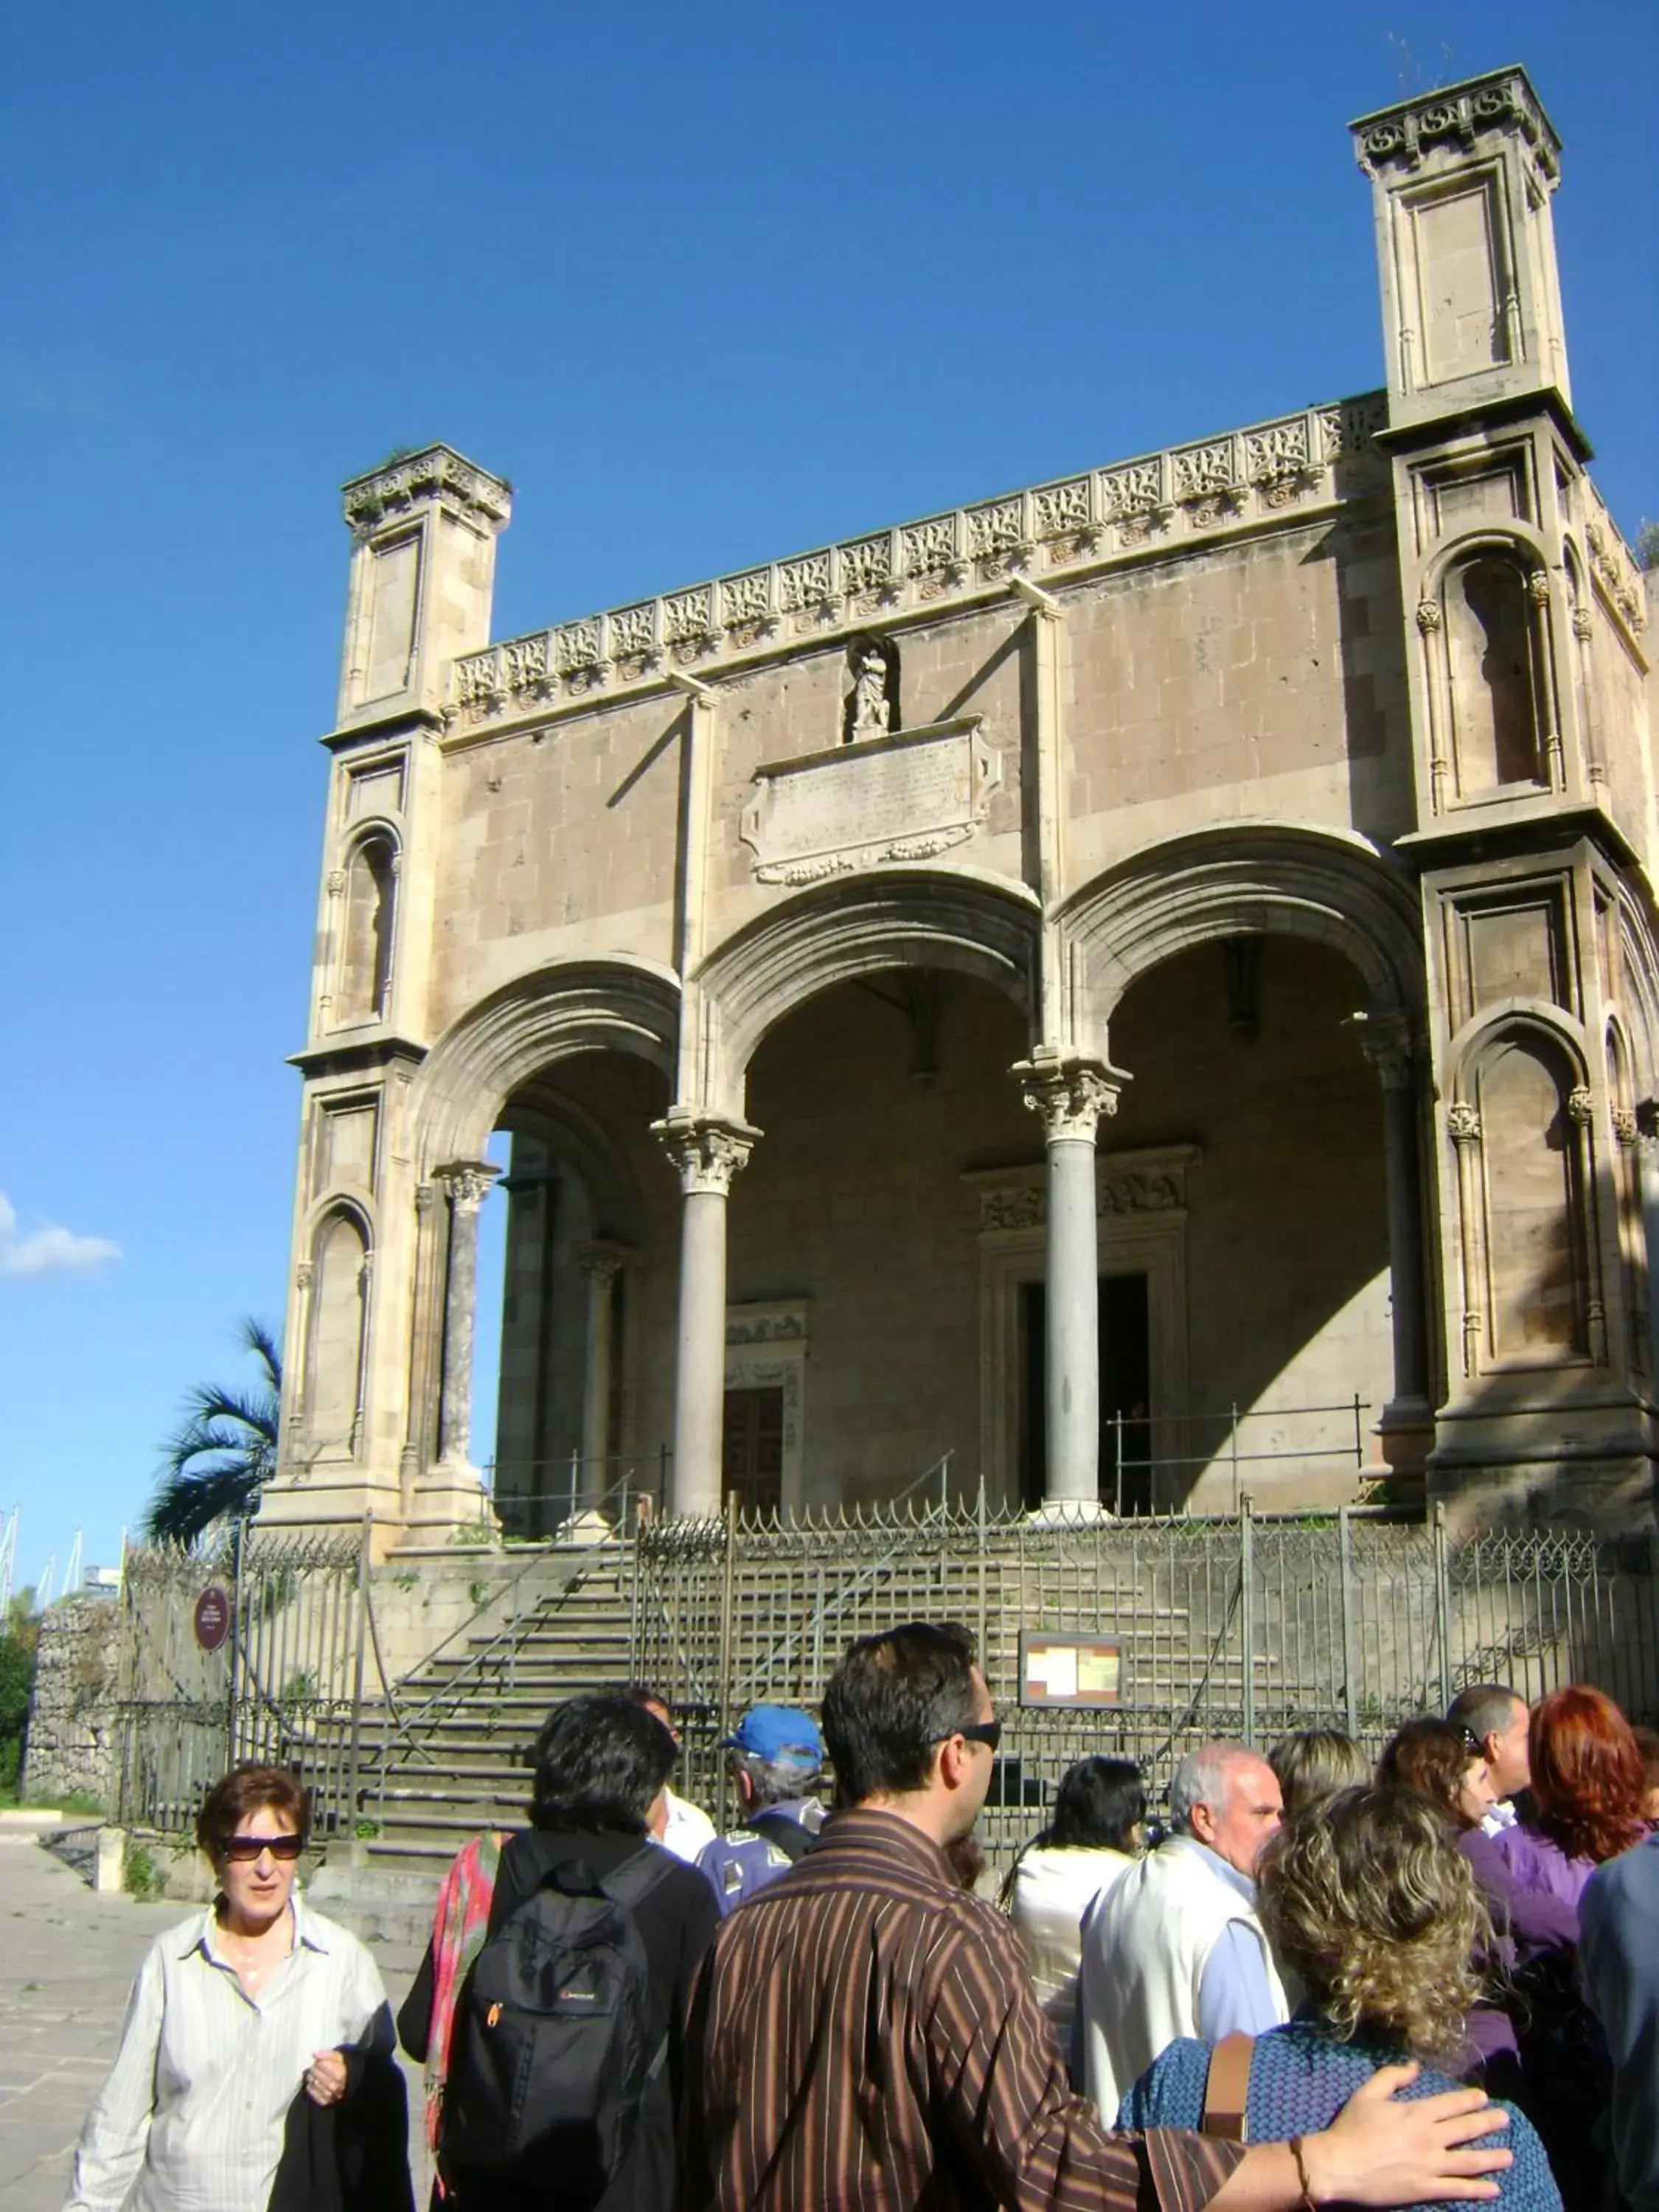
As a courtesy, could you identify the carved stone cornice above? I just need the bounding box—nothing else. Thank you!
[653,1112,760,1197]
[432,1160,502,1211]
[1350,69,1560,187]
[342,445,512,539]
[1012,1053,1126,1144]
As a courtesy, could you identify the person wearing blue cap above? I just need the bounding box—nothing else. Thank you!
[697,1705,827,1917]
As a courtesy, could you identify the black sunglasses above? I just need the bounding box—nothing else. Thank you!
[937,1719,1002,1754]
[223,1834,305,1863]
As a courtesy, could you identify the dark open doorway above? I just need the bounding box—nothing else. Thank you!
[1018,1274,1152,1512]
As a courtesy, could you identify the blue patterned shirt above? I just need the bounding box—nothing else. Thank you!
[1116,2017,1560,2212]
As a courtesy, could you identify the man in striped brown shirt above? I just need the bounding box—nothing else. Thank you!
[681,1622,1513,2212]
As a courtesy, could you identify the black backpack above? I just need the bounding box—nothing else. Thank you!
[440,1845,676,2204]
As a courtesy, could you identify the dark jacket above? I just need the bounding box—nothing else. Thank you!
[270,2000,415,2212]
[399,1824,720,2212]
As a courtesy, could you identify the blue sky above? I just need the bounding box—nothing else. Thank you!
[1,2,1654,1590]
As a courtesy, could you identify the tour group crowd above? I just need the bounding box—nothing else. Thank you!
[60,1630,1659,2212]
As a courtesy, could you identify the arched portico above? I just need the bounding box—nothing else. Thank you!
[695,867,1040,1116]
[1052,827,1434,1486]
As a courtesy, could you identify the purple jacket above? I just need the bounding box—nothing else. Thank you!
[1460,1823,1583,1958]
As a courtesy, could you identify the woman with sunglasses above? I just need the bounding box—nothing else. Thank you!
[67,1763,403,2212]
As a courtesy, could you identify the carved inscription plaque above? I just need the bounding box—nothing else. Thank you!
[740,717,1000,886]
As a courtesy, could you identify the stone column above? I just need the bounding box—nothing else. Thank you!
[1635,1106,1659,1385]
[434,1161,501,1470]
[574,1240,630,1513]
[1359,1025,1431,1413]
[653,1113,758,1520]
[1013,1052,1124,1514]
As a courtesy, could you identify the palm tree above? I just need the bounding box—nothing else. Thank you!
[145,1320,282,1545]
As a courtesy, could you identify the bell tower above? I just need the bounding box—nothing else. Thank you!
[1352,68,1569,431]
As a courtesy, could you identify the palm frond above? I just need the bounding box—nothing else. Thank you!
[144,1462,269,1545]
[147,1318,284,1543]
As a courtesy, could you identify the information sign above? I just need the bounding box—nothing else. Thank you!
[1018,1630,1123,1708]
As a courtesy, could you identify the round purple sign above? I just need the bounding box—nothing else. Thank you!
[193,1586,231,1653]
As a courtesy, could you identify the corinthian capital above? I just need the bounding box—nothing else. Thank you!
[1012,1051,1127,1143]
[1351,1010,1418,1091]
[433,1160,502,1211]
[1447,1102,1483,1147]
[653,1111,760,1197]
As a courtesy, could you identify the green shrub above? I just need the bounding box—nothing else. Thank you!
[123,1840,164,1900]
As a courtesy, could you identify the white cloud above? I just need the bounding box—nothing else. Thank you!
[0,1192,123,1279]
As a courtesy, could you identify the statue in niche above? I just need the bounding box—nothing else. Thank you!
[845,636,899,744]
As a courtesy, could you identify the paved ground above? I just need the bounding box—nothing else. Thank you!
[0,1837,427,2211]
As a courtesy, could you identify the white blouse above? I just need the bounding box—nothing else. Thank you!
[1009,1845,1137,2044]
[67,1894,386,2212]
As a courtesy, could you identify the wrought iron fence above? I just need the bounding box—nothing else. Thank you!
[628,1497,1659,1857]
[115,1526,368,1837]
[112,1497,1659,1863]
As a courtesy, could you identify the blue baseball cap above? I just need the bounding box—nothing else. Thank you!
[721,1704,824,1766]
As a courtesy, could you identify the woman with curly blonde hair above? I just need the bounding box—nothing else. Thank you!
[1117,1786,1560,2212]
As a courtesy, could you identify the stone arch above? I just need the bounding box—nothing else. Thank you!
[698,868,1040,1113]
[411,956,681,1170]
[1613,890,1659,1100]
[1061,826,1423,1038]
[1444,1002,1591,1099]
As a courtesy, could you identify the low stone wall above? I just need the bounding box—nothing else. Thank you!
[22,1596,122,1808]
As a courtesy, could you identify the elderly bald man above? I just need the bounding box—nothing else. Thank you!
[1078,1741,1289,2121]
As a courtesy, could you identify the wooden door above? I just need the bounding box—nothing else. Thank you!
[722,1385,785,1517]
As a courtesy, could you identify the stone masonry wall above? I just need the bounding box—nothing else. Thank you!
[23,1596,122,1809]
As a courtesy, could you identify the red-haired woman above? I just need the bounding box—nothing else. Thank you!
[1488,1689,1652,2212]
[1489,1687,1650,1919]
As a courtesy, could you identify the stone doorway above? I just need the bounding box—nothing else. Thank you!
[1018,1273,1152,1512]
[723,1385,785,1517]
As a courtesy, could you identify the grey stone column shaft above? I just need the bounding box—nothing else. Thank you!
[654,1114,758,1520]
[435,1163,500,1467]
[1013,1054,1124,1510]
[574,1242,629,1512]
[1638,1117,1659,1386]
[1366,1038,1430,1405]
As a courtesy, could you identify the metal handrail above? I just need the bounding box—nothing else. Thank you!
[724,1453,955,1701]
[360,1464,649,1801]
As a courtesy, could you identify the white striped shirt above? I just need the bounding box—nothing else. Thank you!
[66,1893,386,2212]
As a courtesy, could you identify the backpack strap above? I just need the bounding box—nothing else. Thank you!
[1201,2032,1255,2142]
[748,1810,815,1863]
[599,1842,681,1914]
[597,1845,679,2082]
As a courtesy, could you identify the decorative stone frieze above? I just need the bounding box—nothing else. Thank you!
[972,1146,1197,1232]
[442,397,1391,729]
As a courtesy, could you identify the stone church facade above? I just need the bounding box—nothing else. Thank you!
[260,69,1658,1549]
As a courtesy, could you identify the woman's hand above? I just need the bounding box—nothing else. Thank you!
[305,2049,349,2107]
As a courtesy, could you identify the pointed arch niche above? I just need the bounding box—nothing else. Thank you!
[333,830,398,1026]
[302,1208,371,1455]
[1455,1028,1596,1370]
